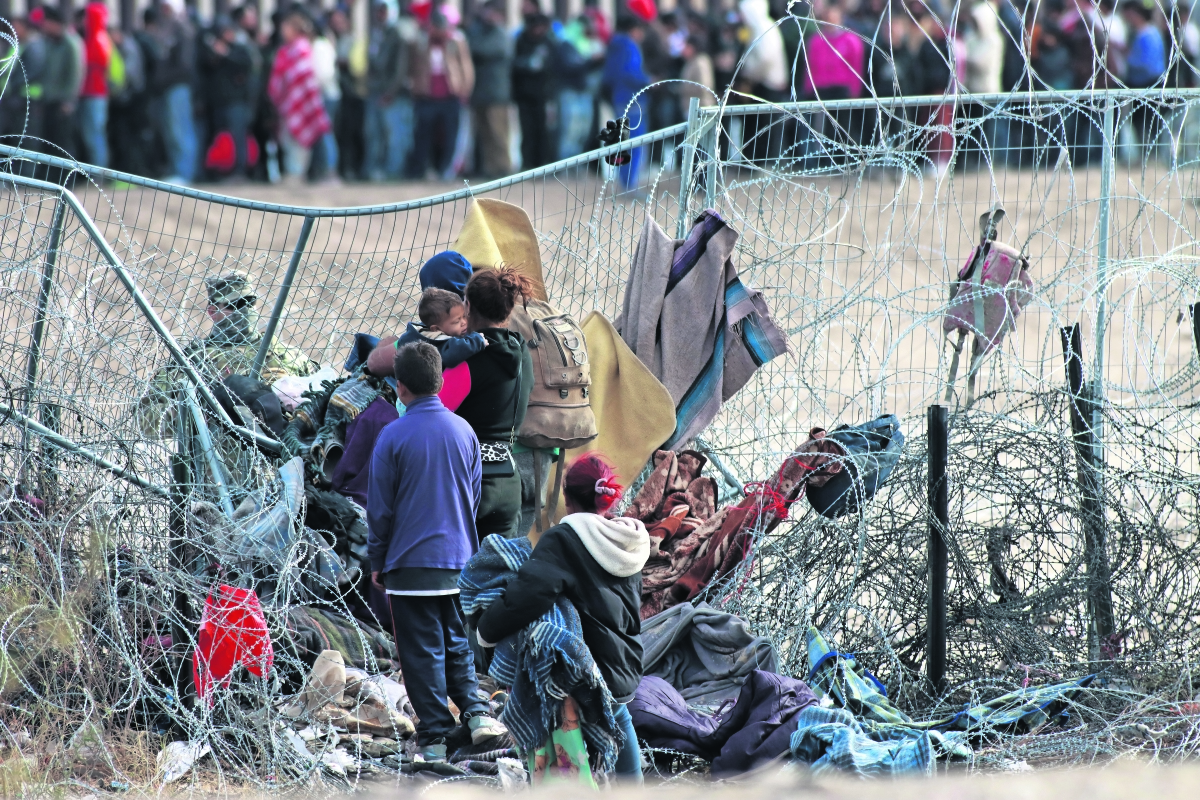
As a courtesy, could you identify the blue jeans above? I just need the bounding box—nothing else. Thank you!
[614,91,646,192]
[78,96,108,169]
[613,703,643,781]
[164,83,197,181]
[316,97,340,175]
[411,97,461,178]
[558,89,593,160]
[365,96,413,180]
[387,593,488,744]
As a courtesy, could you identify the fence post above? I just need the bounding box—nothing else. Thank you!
[676,98,701,239]
[253,215,315,381]
[704,109,720,208]
[1093,93,1115,398]
[22,198,67,493]
[927,404,949,695]
[184,384,237,519]
[1060,324,1115,661]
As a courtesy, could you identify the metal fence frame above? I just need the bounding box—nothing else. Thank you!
[1,87,1190,500]
[5,88,1200,672]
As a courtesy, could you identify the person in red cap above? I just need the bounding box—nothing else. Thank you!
[476,453,649,783]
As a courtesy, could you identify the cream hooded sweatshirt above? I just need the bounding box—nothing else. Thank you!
[561,513,651,578]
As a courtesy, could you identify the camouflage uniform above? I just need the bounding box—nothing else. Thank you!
[137,271,318,436]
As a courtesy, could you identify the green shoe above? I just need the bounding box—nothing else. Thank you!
[418,739,448,762]
[466,713,508,744]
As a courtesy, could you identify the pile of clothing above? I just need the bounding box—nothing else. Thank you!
[628,622,1096,778]
[626,434,849,618]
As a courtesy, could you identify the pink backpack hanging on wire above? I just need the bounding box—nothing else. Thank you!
[943,207,1033,404]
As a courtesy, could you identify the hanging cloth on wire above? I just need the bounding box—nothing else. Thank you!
[618,210,788,449]
[942,207,1033,404]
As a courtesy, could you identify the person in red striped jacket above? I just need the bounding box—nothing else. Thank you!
[267,9,331,186]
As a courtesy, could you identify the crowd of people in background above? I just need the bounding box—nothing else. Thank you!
[1,0,1198,186]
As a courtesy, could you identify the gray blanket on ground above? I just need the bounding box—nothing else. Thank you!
[642,601,779,707]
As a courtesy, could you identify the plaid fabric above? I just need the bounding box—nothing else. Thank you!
[804,626,1095,762]
[327,376,380,420]
[790,705,933,778]
[267,38,331,148]
[459,535,622,772]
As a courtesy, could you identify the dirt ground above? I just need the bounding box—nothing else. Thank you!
[347,760,1200,798]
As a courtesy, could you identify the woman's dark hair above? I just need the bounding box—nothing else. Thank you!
[563,454,623,514]
[465,267,534,325]
[394,342,444,395]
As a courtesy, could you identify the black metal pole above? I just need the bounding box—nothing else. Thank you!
[1190,302,1200,363]
[1059,324,1115,657]
[927,404,949,695]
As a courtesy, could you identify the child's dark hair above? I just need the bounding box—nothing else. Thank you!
[563,454,623,514]
[418,287,465,327]
[465,266,534,324]
[393,342,444,395]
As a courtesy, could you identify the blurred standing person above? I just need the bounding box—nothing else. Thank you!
[135,8,166,175]
[584,0,612,43]
[678,36,715,114]
[738,0,788,100]
[511,13,555,170]
[365,0,411,181]
[78,2,111,169]
[1171,1,1200,87]
[602,15,650,189]
[1031,4,1073,90]
[738,0,788,163]
[0,15,48,149]
[201,16,257,179]
[409,10,474,179]
[330,6,367,180]
[1121,0,1166,155]
[916,8,954,175]
[311,18,341,182]
[155,0,199,184]
[1060,0,1108,165]
[268,9,332,185]
[800,0,865,101]
[799,0,865,166]
[465,0,513,178]
[1099,0,1128,78]
[39,7,83,163]
[108,24,148,175]
[556,15,604,160]
[1122,0,1165,87]
[962,0,1004,166]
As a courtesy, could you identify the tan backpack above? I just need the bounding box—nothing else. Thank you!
[509,299,598,450]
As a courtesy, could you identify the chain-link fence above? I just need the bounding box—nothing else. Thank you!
[3,88,1200,781]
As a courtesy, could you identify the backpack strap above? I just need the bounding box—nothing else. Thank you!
[978,207,1006,245]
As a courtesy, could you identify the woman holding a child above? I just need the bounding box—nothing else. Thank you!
[453,267,536,540]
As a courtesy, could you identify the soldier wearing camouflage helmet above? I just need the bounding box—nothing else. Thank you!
[138,270,318,434]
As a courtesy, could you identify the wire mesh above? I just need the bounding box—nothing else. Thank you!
[3,87,1200,784]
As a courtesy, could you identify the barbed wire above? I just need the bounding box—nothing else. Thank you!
[2,9,1200,789]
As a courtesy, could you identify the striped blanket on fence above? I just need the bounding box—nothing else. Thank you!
[458,534,622,771]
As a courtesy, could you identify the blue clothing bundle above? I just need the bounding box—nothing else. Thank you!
[796,626,1095,774]
[459,534,622,771]
[790,705,933,777]
[396,321,487,370]
[366,395,482,575]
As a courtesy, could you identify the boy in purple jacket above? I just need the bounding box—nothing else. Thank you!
[368,342,506,761]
